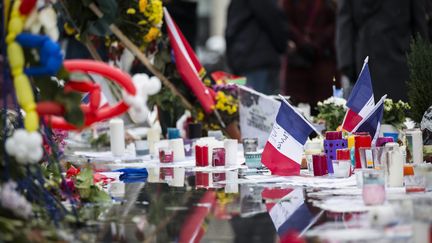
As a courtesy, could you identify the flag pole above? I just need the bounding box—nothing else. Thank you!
[278,95,322,137]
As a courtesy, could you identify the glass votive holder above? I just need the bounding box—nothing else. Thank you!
[159,147,174,163]
[242,138,258,153]
[362,169,386,206]
[332,160,351,178]
[359,147,390,169]
[212,148,226,166]
[312,153,327,176]
[135,140,149,156]
[413,163,432,191]
[404,175,426,193]
[167,127,181,139]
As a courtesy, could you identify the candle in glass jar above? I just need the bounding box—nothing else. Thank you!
[362,170,386,205]
[355,135,371,168]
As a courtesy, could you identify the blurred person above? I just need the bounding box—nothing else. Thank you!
[225,0,288,95]
[282,0,340,110]
[336,0,429,102]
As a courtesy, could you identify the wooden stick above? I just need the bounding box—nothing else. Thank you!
[88,3,194,111]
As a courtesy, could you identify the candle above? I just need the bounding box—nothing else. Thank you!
[336,148,351,160]
[406,129,424,164]
[147,127,160,155]
[147,167,160,183]
[212,148,226,166]
[355,134,371,169]
[312,154,327,176]
[224,139,238,167]
[184,139,193,157]
[324,138,348,173]
[332,160,351,178]
[362,170,385,205]
[242,138,258,153]
[195,172,210,188]
[225,170,239,193]
[387,148,404,187]
[208,130,224,140]
[135,140,149,156]
[188,123,202,139]
[109,119,125,156]
[167,127,181,139]
[325,131,342,140]
[159,147,174,163]
[169,138,185,162]
[172,167,185,187]
[376,137,394,147]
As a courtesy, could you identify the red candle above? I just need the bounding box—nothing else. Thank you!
[325,131,342,140]
[195,145,203,166]
[336,148,351,160]
[312,154,328,176]
[202,146,209,166]
[355,135,371,168]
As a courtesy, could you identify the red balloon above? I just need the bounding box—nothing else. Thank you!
[38,60,137,130]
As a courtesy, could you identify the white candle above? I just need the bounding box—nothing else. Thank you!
[147,167,160,183]
[225,170,239,193]
[224,139,238,168]
[147,127,161,155]
[172,167,185,187]
[109,119,125,156]
[169,138,185,162]
[387,148,404,187]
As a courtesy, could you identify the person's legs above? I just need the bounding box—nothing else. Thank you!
[243,68,280,95]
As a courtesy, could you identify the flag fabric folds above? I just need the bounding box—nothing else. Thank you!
[163,8,215,114]
[352,95,387,144]
[264,188,313,239]
[261,97,317,176]
[342,57,375,132]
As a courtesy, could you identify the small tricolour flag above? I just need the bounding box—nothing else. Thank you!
[342,56,375,132]
[261,96,319,176]
[352,95,387,144]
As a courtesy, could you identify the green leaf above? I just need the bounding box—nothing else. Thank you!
[76,167,94,189]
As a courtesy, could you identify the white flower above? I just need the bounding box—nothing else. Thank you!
[5,129,43,164]
[0,181,32,219]
[321,97,347,107]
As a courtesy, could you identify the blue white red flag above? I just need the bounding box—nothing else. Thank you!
[342,57,375,132]
[353,95,387,144]
[261,96,318,176]
[263,188,314,240]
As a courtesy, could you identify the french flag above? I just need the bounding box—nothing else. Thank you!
[342,57,375,132]
[263,188,314,241]
[353,95,387,144]
[261,96,318,176]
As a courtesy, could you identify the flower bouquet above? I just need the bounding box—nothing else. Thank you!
[315,97,347,131]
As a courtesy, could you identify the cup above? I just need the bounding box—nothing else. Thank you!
[135,140,149,156]
[362,169,385,206]
[332,160,351,178]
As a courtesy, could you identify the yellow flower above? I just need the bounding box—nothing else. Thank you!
[139,0,148,12]
[144,27,160,42]
[138,20,148,25]
[144,0,163,25]
[64,22,76,35]
[127,8,136,15]
[197,111,205,121]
